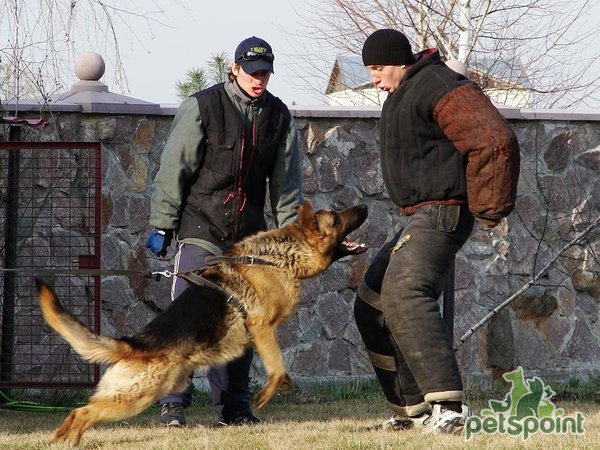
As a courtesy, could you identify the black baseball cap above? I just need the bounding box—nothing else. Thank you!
[234,36,274,74]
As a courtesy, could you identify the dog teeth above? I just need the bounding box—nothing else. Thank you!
[343,239,364,250]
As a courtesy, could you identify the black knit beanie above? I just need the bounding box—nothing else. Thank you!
[362,29,416,66]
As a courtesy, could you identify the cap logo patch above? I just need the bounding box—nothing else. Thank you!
[249,46,268,54]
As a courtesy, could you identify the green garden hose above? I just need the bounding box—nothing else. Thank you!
[0,390,74,412]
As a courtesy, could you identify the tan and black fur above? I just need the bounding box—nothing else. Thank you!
[36,200,367,446]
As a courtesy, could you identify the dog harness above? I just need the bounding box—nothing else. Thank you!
[177,255,277,319]
[205,255,276,267]
[177,270,248,318]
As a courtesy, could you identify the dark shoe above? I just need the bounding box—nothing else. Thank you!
[216,413,261,427]
[160,402,186,427]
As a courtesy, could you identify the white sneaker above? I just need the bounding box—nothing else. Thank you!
[423,404,472,434]
[368,411,431,431]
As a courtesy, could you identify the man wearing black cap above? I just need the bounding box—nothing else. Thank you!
[146,36,303,428]
[354,29,520,434]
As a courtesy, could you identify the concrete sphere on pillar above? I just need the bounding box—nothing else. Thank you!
[74,51,106,81]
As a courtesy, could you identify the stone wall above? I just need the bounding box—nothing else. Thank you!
[3,106,600,387]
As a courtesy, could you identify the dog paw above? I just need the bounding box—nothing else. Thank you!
[253,387,272,409]
[281,373,292,393]
[253,373,293,409]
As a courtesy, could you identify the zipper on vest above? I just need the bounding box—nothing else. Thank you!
[228,119,256,243]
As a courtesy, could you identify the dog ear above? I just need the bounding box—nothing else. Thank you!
[293,203,303,223]
[296,200,317,229]
[301,199,313,214]
[294,199,312,217]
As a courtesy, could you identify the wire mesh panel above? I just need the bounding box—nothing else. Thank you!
[0,142,101,389]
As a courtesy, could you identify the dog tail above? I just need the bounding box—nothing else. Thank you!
[36,278,132,364]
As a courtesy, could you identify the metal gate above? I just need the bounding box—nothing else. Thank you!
[0,141,102,389]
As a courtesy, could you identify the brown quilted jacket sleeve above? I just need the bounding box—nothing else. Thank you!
[434,83,521,227]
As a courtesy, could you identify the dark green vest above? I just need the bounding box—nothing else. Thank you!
[178,83,290,248]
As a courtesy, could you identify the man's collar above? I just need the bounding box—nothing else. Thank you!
[226,78,266,107]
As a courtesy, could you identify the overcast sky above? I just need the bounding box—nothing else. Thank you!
[102,0,600,110]
[110,0,326,106]
[4,0,598,109]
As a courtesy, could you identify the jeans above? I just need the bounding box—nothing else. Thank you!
[158,243,254,421]
[354,204,474,416]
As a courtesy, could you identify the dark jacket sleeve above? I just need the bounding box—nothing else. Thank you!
[434,83,521,227]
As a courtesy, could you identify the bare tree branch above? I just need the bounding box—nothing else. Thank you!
[293,0,600,109]
[0,0,189,107]
[455,215,600,349]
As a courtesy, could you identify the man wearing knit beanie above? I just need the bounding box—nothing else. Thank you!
[354,29,521,435]
[362,29,416,67]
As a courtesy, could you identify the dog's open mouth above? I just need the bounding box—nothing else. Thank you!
[333,237,367,261]
[340,238,367,255]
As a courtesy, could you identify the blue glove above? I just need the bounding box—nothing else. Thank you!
[145,228,173,257]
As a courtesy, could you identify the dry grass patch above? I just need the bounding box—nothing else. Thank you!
[0,397,597,449]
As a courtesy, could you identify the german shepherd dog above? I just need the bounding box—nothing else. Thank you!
[35,200,367,446]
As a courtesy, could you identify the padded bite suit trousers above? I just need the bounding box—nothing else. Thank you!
[354,204,474,416]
